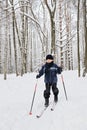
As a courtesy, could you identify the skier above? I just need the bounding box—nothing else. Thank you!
[36,54,62,107]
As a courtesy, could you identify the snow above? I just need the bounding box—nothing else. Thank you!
[0,71,87,130]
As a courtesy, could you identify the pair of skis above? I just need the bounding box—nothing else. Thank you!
[36,102,57,118]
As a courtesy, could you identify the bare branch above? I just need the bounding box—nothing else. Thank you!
[20,11,47,39]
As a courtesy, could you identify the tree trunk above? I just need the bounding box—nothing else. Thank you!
[30,29,33,72]
[4,0,8,80]
[8,32,12,73]
[44,0,56,55]
[24,3,29,73]
[59,0,63,66]
[20,1,26,75]
[83,0,87,76]
[50,13,56,54]
[77,0,81,77]
[11,0,18,76]
[0,34,1,73]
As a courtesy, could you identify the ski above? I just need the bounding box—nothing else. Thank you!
[51,102,57,111]
[36,102,57,118]
[36,105,49,118]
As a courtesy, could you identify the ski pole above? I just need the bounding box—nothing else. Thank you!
[29,79,38,115]
[61,74,68,100]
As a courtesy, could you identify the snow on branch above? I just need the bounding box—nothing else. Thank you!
[61,49,68,53]
[56,32,76,43]
[20,11,39,25]
[20,11,47,39]
[56,43,66,48]
[56,37,68,42]
[56,26,66,34]
[66,32,77,43]
[56,32,77,48]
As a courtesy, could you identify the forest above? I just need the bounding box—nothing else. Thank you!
[0,0,87,79]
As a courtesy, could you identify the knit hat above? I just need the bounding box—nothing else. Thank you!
[46,54,53,60]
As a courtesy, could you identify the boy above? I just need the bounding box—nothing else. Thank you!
[36,54,62,107]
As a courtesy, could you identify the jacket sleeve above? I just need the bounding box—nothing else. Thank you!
[38,65,45,77]
[56,65,62,74]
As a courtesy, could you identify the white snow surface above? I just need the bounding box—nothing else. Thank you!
[0,71,87,130]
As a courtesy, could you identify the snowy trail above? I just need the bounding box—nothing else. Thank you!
[0,71,87,130]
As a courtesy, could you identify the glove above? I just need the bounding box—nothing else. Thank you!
[58,67,62,74]
[60,67,62,73]
[36,74,40,79]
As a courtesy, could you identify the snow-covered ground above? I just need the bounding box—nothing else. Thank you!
[0,71,87,130]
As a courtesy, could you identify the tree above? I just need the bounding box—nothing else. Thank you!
[58,0,63,66]
[44,0,56,54]
[83,0,87,77]
[11,0,18,76]
[0,0,83,78]
[56,0,74,69]
[0,0,2,73]
[77,0,81,77]
[4,0,8,80]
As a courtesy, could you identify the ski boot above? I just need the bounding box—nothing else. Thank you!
[45,98,49,107]
[54,95,58,103]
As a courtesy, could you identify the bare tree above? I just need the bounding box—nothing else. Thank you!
[77,0,81,77]
[58,0,64,66]
[0,0,83,78]
[24,1,29,73]
[0,0,2,73]
[20,0,25,75]
[83,0,87,76]
[4,0,8,80]
[11,0,18,76]
[44,0,56,54]
[8,24,12,73]
[65,3,71,70]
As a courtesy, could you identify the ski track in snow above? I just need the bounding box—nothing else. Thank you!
[0,71,87,130]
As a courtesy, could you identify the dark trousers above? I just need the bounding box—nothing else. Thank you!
[44,83,59,99]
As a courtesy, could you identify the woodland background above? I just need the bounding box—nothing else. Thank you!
[0,0,87,79]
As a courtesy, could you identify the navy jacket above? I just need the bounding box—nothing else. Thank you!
[38,62,62,84]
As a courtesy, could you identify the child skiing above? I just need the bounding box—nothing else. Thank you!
[36,54,62,107]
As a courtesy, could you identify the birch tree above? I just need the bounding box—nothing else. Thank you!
[83,0,87,76]
[4,0,8,80]
[0,0,83,77]
[11,0,18,76]
[58,0,63,66]
[20,0,25,75]
[65,2,73,70]
[77,0,80,77]
[0,0,2,73]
